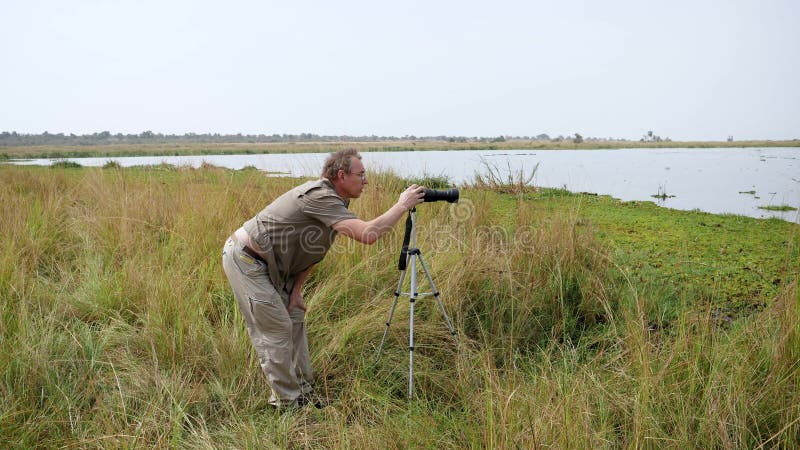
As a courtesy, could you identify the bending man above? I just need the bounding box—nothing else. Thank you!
[221,148,425,407]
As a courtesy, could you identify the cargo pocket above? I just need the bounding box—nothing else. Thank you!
[233,244,267,277]
[248,295,291,335]
[248,295,278,314]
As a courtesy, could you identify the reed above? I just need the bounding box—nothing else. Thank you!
[1,165,797,448]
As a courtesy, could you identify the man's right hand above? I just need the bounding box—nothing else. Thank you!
[398,184,426,210]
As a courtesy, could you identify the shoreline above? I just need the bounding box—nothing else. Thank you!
[4,151,798,224]
[2,139,799,159]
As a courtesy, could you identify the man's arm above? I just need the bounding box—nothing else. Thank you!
[333,185,425,245]
[288,264,315,313]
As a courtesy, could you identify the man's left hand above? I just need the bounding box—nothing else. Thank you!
[288,291,307,313]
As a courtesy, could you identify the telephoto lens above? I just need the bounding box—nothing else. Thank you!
[423,188,459,203]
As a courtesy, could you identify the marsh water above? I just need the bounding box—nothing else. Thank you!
[12,147,800,222]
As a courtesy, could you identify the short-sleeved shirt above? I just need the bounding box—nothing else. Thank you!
[242,178,357,291]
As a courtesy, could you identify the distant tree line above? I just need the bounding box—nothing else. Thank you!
[0,131,630,147]
[640,130,670,143]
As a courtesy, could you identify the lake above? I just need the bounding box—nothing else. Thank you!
[11,147,800,223]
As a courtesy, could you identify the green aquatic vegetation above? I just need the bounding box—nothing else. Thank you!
[528,193,798,320]
[50,160,82,168]
[651,185,676,200]
[650,192,676,200]
[102,159,122,169]
[758,204,798,212]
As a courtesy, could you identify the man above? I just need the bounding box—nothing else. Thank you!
[221,148,425,408]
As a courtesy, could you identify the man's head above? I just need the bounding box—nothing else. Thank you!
[322,148,368,199]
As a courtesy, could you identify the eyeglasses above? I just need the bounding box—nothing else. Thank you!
[351,171,367,181]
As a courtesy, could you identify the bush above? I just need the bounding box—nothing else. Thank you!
[403,173,453,189]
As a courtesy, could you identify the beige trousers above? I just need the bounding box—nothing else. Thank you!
[222,237,314,405]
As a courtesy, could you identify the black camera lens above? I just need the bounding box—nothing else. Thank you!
[423,188,459,203]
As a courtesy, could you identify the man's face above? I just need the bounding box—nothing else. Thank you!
[338,157,368,199]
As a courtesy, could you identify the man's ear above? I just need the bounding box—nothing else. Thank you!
[336,169,346,181]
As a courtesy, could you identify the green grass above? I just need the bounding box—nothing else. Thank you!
[1,165,798,448]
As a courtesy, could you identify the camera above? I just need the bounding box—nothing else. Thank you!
[423,188,459,203]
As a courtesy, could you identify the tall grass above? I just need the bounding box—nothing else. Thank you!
[472,157,538,195]
[1,165,798,448]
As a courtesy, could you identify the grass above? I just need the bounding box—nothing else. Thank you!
[472,157,538,195]
[1,138,799,159]
[1,164,798,448]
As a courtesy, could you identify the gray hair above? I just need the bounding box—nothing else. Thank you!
[322,148,362,180]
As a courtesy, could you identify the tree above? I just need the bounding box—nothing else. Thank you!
[642,130,665,142]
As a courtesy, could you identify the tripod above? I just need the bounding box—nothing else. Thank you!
[375,207,457,399]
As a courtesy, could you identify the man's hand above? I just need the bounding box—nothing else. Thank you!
[288,290,307,313]
[398,184,426,210]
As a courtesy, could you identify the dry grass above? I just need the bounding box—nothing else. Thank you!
[2,138,799,159]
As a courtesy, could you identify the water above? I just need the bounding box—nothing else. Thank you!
[10,147,800,223]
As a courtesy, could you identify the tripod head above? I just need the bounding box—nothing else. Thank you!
[397,187,459,270]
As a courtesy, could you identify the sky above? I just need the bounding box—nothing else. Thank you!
[1,0,798,141]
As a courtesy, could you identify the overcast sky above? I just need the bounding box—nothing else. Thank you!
[1,0,798,140]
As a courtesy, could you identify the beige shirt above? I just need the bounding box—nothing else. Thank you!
[242,179,357,292]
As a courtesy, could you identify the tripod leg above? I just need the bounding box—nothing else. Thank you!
[409,277,416,399]
[416,253,458,342]
[376,268,407,362]
[409,251,419,399]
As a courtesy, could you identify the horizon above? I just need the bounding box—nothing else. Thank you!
[2,1,798,141]
[4,130,798,143]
